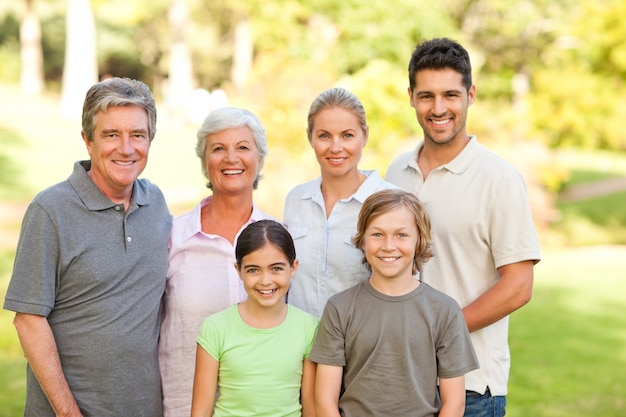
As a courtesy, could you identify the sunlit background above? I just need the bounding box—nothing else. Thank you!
[1,1,625,416]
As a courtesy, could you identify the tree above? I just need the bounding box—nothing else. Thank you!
[20,0,45,95]
[59,0,98,117]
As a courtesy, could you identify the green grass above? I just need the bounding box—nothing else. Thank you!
[550,167,626,245]
[508,247,626,416]
[564,169,621,188]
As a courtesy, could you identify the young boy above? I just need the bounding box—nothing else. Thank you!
[310,189,478,417]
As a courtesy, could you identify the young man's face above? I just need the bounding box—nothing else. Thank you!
[408,68,475,147]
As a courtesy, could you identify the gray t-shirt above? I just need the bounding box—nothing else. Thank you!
[310,279,479,417]
[4,161,172,417]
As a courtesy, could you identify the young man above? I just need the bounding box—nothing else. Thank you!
[312,189,478,417]
[4,77,172,416]
[385,38,541,416]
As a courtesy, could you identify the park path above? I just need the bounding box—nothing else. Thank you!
[558,176,626,202]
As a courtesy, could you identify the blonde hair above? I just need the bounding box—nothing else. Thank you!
[306,87,367,140]
[353,189,433,274]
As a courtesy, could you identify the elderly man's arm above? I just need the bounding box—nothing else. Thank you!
[13,313,83,417]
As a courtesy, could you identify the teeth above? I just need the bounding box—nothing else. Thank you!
[223,169,243,175]
[258,289,275,295]
[116,161,134,165]
[329,158,345,162]
[432,119,450,125]
[380,257,398,261]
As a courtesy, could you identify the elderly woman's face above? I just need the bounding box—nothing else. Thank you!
[204,126,261,195]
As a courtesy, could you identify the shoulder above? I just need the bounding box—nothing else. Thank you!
[387,147,418,169]
[285,178,320,200]
[420,283,462,311]
[288,305,320,328]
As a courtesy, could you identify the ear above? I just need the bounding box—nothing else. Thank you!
[233,263,243,280]
[290,259,299,280]
[408,87,416,109]
[362,125,369,147]
[467,84,476,106]
[82,131,93,156]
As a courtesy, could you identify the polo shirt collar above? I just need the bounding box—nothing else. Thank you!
[406,135,480,175]
[299,170,381,204]
[68,160,146,211]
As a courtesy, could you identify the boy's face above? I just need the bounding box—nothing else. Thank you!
[362,206,418,281]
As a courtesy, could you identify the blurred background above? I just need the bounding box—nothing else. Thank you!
[0,0,624,416]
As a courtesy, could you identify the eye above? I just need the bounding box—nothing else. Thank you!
[212,146,224,152]
[398,232,408,238]
[371,232,383,238]
[238,145,250,151]
[245,267,259,274]
[318,133,330,140]
[343,133,354,139]
[271,266,285,272]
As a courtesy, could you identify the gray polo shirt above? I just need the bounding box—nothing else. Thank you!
[4,160,172,416]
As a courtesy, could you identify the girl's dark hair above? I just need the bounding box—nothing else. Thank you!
[235,220,296,267]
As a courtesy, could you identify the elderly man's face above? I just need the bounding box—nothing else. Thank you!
[82,105,150,203]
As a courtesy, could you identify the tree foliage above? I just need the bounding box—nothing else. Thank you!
[0,0,624,151]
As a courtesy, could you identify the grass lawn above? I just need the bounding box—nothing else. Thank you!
[508,246,626,416]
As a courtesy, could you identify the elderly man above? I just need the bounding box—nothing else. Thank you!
[4,77,171,416]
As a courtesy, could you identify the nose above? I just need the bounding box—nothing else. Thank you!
[118,134,133,155]
[260,271,273,285]
[330,137,342,153]
[225,147,238,162]
[382,236,395,250]
[433,96,447,116]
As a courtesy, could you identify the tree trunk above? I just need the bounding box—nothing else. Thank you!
[231,16,252,91]
[59,0,98,118]
[20,0,45,95]
[166,0,195,118]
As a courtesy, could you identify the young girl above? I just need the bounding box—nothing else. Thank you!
[191,220,318,417]
[311,189,479,417]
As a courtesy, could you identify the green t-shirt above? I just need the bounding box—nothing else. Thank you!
[197,304,319,417]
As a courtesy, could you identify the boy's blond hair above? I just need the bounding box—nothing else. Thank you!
[353,189,433,274]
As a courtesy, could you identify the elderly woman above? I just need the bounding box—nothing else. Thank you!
[159,107,276,417]
[283,87,397,318]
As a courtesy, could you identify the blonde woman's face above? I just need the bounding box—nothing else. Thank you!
[309,107,368,179]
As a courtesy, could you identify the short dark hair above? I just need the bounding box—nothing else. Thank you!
[408,38,472,92]
[235,220,296,267]
[82,77,157,142]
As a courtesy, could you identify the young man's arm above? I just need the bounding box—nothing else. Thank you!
[191,344,219,417]
[301,358,317,417]
[315,363,343,417]
[463,260,534,332]
[438,375,466,417]
[13,313,83,417]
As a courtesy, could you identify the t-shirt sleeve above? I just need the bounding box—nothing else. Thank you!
[3,202,59,316]
[436,302,479,379]
[303,315,320,359]
[308,300,346,366]
[490,170,541,268]
[196,315,224,361]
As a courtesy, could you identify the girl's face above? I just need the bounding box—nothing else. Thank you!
[237,242,298,309]
[309,107,368,179]
[361,206,418,282]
